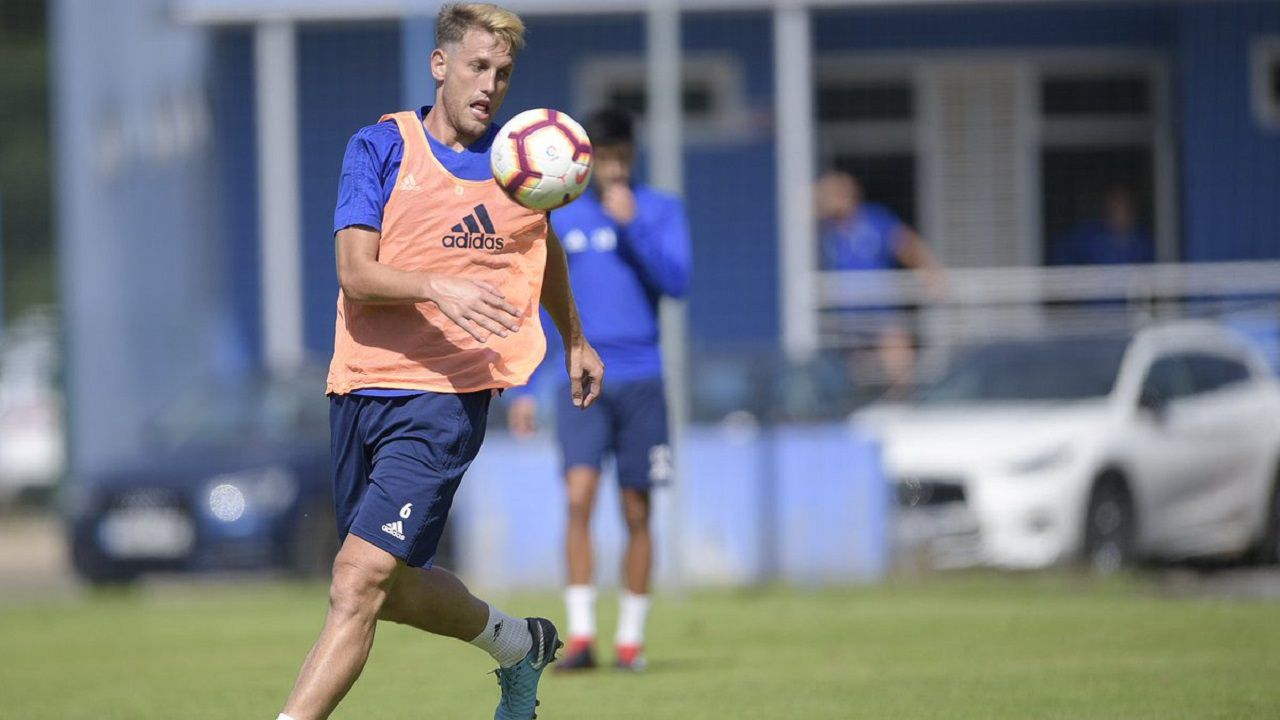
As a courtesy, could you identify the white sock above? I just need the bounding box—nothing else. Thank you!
[564,584,597,641]
[277,715,296,720]
[615,591,651,647]
[468,603,532,668]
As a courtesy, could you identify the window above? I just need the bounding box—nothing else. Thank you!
[1038,66,1161,266]
[574,54,748,143]
[816,70,917,226]
[1141,356,1195,405]
[1252,38,1280,129]
[1186,354,1251,394]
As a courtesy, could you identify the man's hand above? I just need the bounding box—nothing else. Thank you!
[599,183,637,225]
[566,340,604,409]
[507,395,538,439]
[426,275,522,343]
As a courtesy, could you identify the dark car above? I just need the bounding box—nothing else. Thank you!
[65,369,338,585]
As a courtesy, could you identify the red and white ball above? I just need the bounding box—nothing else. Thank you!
[491,108,593,212]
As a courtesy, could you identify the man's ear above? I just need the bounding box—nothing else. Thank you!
[430,47,447,83]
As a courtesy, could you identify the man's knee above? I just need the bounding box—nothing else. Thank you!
[621,490,651,534]
[328,540,398,622]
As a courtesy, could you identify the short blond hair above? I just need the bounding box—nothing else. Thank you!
[436,3,526,54]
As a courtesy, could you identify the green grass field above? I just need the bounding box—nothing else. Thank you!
[1,573,1277,719]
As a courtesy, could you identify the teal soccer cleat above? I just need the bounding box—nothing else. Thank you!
[493,617,562,720]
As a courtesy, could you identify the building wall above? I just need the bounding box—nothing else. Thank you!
[206,1,1280,372]
[1175,1,1280,261]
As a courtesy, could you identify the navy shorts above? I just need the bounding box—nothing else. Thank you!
[330,390,490,568]
[555,376,671,491]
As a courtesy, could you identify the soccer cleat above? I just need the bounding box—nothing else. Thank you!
[554,637,597,672]
[614,644,648,673]
[493,617,562,720]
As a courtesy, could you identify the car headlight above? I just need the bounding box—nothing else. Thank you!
[204,466,298,522]
[1008,444,1074,475]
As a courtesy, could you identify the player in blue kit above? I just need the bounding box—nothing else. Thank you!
[507,108,691,672]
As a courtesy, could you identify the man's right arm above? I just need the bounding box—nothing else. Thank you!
[335,225,522,342]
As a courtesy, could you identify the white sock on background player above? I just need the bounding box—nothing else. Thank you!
[277,714,296,720]
[565,584,597,644]
[615,591,650,649]
[468,603,533,668]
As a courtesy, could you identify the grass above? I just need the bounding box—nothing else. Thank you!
[1,572,1277,719]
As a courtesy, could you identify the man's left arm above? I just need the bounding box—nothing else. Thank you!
[608,190,692,298]
[541,225,604,409]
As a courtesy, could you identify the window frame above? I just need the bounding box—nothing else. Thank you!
[572,52,750,144]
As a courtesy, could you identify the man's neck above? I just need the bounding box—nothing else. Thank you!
[422,105,482,150]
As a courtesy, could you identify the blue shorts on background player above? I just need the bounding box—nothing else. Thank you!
[507,107,690,673]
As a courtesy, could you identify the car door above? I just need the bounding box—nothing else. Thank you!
[1127,353,1230,556]
[1172,353,1271,551]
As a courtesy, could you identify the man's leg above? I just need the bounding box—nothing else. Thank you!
[282,534,398,720]
[560,465,601,668]
[619,488,652,595]
[610,377,669,671]
[615,487,653,669]
[555,382,611,671]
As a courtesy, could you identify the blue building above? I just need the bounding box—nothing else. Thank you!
[56,0,1280,476]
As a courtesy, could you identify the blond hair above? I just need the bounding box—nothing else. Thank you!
[436,3,526,54]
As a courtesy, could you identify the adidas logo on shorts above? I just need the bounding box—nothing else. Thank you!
[381,520,406,541]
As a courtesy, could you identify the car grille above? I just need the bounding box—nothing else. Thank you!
[895,477,966,508]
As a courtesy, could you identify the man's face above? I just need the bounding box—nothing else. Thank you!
[816,173,860,222]
[592,144,634,190]
[431,28,514,143]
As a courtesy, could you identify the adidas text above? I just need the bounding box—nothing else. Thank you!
[381,520,406,541]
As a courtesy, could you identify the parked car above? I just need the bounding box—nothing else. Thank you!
[65,369,336,585]
[854,321,1280,571]
[0,309,65,504]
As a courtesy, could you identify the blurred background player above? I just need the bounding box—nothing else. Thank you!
[507,107,691,672]
[1049,184,1155,266]
[815,169,945,398]
[278,5,603,720]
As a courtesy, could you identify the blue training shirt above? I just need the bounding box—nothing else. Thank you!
[523,184,691,391]
[333,105,497,397]
[819,202,904,271]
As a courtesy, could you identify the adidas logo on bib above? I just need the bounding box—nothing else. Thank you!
[381,520,406,541]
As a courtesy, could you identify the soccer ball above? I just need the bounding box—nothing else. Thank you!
[491,108,593,212]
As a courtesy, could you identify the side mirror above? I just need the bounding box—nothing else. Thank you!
[1139,386,1168,422]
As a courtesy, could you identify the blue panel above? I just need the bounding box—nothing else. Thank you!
[773,426,888,584]
[452,425,889,589]
[298,23,402,359]
[210,28,262,370]
[1176,1,1280,261]
[814,2,1174,51]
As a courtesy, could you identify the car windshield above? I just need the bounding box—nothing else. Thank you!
[918,337,1129,404]
[153,369,329,450]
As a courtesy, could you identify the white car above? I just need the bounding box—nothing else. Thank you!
[854,321,1280,571]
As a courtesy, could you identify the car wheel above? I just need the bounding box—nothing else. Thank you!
[1083,477,1135,574]
[70,540,139,587]
[1256,480,1280,565]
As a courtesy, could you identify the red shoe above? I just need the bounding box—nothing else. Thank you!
[554,636,597,672]
[614,644,648,672]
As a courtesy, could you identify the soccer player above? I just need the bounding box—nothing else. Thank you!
[816,169,944,397]
[506,108,691,672]
[276,4,603,720]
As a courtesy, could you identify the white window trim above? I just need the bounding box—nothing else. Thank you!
[573,52,750,144]
[1251,36,1280,130]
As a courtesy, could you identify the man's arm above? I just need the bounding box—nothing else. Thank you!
[602,187,692,298]
[540,225,604,408]
[335,225,522,343]
[892,226,948,301]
